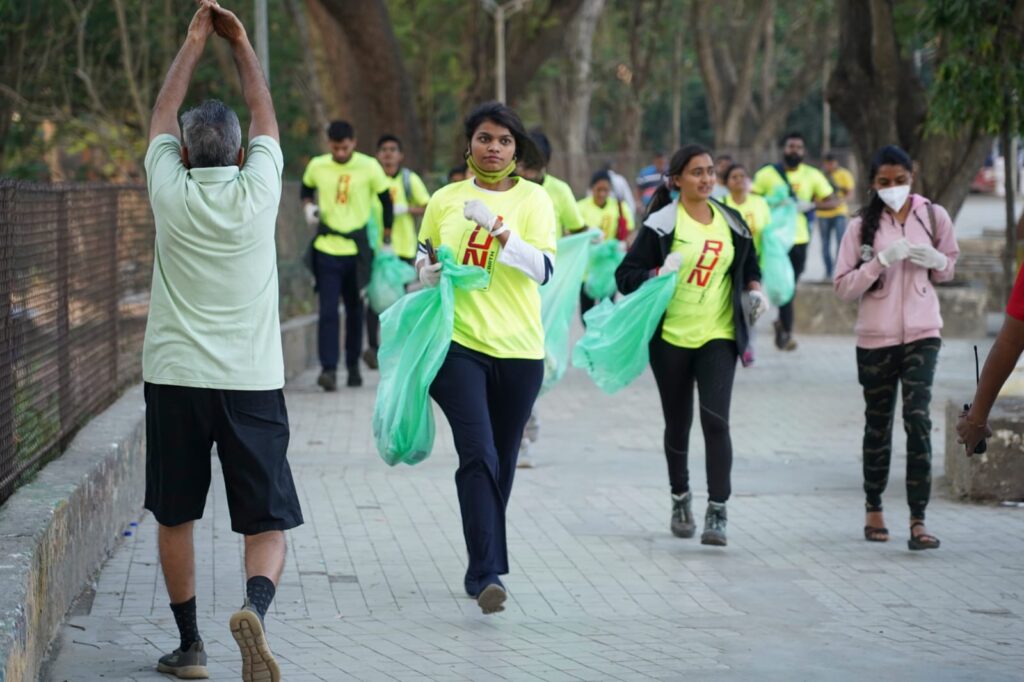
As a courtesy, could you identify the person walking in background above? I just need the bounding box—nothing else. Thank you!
[752,132,838,351]
[957,261,1024,453]
[447,163,469,184]
[636,150,668,210]
[518,129,586,237]
[361,134,431,369]
[616,145,767,548]
[834,145,959,551]
[301,121,393,391]
[577,170,635,317]
[604,161,637,216]
[710,154,733,200]
[722,163,771,365]
[417,102,557,614]
[818,152,856,279]
[143,3,301,679]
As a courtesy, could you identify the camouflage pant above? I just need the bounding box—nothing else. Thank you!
[856,338,941,520]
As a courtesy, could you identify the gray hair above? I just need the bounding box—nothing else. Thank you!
[180,99,242,168]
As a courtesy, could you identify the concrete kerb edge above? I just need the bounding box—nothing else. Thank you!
[0,314,319,682]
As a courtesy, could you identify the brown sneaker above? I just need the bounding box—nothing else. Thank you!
[362,347,379,370]
[229,604,280,682]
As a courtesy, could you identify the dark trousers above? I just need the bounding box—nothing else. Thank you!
[366,309,380,351]
[778,243,808,333]
[579,288,598,325]
[316,251,363,371]
[856,337,940,519]
[649,336,738,503]
[429,343,543,581]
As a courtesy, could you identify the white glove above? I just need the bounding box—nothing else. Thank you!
[304,202,319,226]
[393,203,409,216]
[659,251,683,275]
[908,243,948,270]
[463,200,508,236]
[796,200,816,213]
[380,243,395,256]
[878,238,911,267]
[748,289,770,323]
[589,229,604,244]
[418,261,442,287]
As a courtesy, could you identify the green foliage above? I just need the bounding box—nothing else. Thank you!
[925,0,1024,135]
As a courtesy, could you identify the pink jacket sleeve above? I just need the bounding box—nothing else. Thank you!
[928,204,958,284]
[833,216,886,302]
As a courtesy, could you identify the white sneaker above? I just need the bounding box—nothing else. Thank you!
[517,439,534,468]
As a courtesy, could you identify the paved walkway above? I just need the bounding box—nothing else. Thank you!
[43,328,1024,681]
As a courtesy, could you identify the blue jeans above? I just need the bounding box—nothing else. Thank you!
[819,215,847,279]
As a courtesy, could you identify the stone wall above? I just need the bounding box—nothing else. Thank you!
[945,397,1024,502]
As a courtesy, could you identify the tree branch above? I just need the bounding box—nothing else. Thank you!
[112,0,148,129]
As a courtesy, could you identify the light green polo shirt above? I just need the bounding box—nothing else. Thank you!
[143,134,285,390]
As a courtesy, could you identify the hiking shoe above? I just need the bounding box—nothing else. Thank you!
[784,335,798,351]
[773,320,788,350]
[229,602,281,682]
[670,491,696,538]
[317,370,337,392]
[347,366,363,387]
[362,347,379,370]
[701,501,728,546]
[156,640,208,679]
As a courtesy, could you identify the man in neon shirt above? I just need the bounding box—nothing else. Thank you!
[818,152,856,279]
[752,132,838,351]
[635,150,668,209]
[517,130,585,237]
[301,121,393,390]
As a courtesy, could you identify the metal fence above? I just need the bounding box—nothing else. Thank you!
[0,180,154,504]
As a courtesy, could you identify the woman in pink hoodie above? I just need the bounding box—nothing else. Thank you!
[834,145,959,551]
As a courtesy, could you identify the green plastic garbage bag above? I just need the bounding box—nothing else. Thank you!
[540,231,595,394]
[571,272,678,394]
[759,186,797,306]
[367,252,416,314]
[373,246,490,466]
[583,239,625,300]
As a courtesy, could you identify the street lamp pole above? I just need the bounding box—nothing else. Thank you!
[480,0,529,103]
[254,0,270,85]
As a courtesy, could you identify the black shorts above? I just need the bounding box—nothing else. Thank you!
[144,383,304,535]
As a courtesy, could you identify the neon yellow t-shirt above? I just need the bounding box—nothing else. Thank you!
[418,178,557,359]
[817,166,855,219]
[661,203,735,349]
[751,163,833,245]
[577,196,634,241]
[542,174,585,236]
[301,151,390,256]
[723,194,770,253]
[372,169,431,259]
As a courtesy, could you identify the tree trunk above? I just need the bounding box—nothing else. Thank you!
[284,0,329,136]
[314,0,423,167]
[564,0,605,193]
[827,0,991,217]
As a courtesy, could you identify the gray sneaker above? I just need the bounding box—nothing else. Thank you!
[229,602,281,682]
[670,491,695,538]
[156,640,208,679]
[701,501,728,546]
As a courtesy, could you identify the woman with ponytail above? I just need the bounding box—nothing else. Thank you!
[416,102,557,613]
[616,145,766,547]
[834,145,959,551]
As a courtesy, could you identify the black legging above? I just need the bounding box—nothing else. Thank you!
[649,336,738,503]
[778,242,808,333]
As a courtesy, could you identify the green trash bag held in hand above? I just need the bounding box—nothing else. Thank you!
[571,272,678,394]
[759,185,797,307]
[583,239,625,300]
[372,246,490,466]
[540,230,596,394]
[367,252,416,314]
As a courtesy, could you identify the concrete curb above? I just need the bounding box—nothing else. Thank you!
[0,315,318,682]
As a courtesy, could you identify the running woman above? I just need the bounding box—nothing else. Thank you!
[834,145,958,551]
[301,121,393,390]
[616,145,766,547]
[362,134,431,369]
[417,102,557,614]
[577,169,635,316]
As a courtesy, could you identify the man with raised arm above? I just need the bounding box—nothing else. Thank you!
[143,3,300,680]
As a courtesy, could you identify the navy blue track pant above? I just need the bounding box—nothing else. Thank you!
[316,251,363,371]
[429,342,543,582]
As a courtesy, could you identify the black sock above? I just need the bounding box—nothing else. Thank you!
[246,576,276,620]
[169,596,200,650]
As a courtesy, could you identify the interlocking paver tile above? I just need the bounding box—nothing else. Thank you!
[42,331,1024,681]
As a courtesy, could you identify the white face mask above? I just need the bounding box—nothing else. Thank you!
[877,185,910,212]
